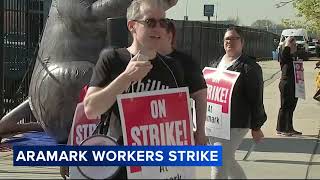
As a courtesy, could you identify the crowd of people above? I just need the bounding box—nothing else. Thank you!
[0,0,318,179]
[79,0,315,179]
[82,0,267,179]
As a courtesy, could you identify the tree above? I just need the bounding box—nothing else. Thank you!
[251,19,275,30]
[226,17,240,26]
[274,0,320,35]
[290,0,320,35]
[281,18,305,29]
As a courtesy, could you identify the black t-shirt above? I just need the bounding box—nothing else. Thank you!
[90,48,206,109]
[89,48,206,140]
[166,50,207,93]
[90,48,184,112]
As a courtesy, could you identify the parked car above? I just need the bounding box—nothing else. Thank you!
[308,41,317,56]
[316,40,320,57]
[278,29,309,60]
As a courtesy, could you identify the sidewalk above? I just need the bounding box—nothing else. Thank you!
[197,60,320,179]
[1,60,319,179]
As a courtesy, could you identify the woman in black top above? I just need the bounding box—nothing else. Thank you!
[157,21,208,145]
[277,37,302,136]
[208,26,267,179]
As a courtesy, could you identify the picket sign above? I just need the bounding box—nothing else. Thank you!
[117,87,196,179]
[202,67,240,140]
[293,61,306,99]
[68,102,100,179]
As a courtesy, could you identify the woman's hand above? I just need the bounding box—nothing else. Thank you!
[194,130,208,145]
[285,37,297,54]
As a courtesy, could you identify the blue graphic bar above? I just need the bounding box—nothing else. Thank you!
[13,145,222,166]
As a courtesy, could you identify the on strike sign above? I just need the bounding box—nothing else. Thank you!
[68,102,100,179]
[117,87,195,179]
[203,67,240,140]
[69,102,100,146]
[293,61,306,99]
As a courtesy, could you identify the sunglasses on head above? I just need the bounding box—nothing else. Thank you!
[133,18,171,29]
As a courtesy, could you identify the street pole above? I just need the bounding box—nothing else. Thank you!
[184,0,189,21]
[215,5,217,24]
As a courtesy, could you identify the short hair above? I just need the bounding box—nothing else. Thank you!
[127,0,165,20]
[225,26,244,42]
[166,20,176,48]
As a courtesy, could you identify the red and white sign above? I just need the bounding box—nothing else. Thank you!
[293,61,306,99]
[68,102,100,179]
[203,67,240,140]
[117,87,195,179]
[68,102,100,146]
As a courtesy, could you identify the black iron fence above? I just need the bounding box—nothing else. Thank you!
[1,0,45,119]
[0,0,279,120]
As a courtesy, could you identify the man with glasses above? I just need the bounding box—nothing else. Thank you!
[84,1,207,177]
[84,0,176,138]
[83,0,187,178]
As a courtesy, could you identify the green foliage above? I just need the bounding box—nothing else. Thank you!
[281,18,305,29]
[292,0,320,35]
[226,17,240,25]
[251,19,275,29]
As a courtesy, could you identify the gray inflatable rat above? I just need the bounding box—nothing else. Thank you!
[0,0,178,143]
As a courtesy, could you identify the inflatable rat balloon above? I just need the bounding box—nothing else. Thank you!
[0,0,178,143]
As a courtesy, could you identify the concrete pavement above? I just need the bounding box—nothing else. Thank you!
[197,59,320,179]
[1,60,319,179]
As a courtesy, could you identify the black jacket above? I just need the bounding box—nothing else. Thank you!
[279,46,295,83]
[210,55,267,130]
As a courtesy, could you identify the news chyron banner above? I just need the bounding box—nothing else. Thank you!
[117,87,195,179]
[293,61,306,99]
[202,67,240,140]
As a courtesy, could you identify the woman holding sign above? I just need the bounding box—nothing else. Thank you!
[208,26,267,179]
[276,37,302,136]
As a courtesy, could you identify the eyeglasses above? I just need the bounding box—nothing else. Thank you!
[224,37,241,41]
[133,18,171,29]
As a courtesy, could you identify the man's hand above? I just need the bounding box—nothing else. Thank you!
[123,52,153,82]
[194,130,208,145]
[251,129,264,144]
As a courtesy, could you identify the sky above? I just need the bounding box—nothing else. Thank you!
[166,0,299,26]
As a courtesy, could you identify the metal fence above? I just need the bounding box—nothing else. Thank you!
[1,0,45,119]
[174,21,280,69]
[0,0,279,120]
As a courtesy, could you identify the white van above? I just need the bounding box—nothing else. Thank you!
[278,28,309,60]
